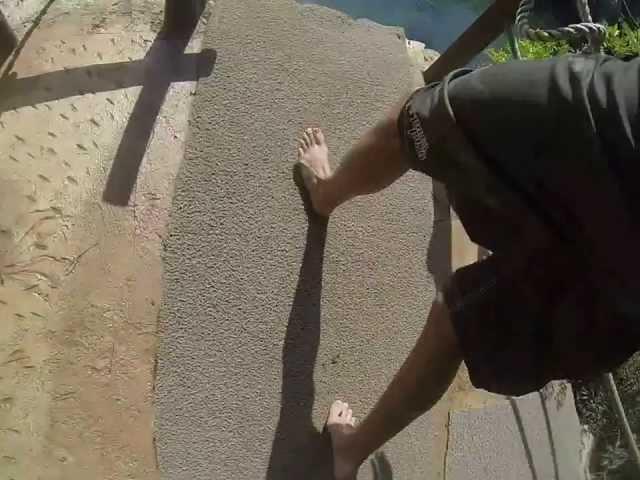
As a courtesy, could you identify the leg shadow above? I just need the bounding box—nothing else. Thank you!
[538,391,560,480]
[370,451,394,480]
[266,168,332,479]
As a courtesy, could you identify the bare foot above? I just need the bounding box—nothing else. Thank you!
[297,128,333,216]
[326,400,359,480]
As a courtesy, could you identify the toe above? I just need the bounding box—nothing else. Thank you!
[306,128,315,145]
[349,417,356,427]
[297,147,304,159]
[313,128,325,145]
[345,409,353,422]
[328,400,345,423]
[304,129,314,146]
[300,134,309,149]
[298,139,306,150]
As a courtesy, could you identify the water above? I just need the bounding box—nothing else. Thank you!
[299,0,492,53]
[299,1,637,55]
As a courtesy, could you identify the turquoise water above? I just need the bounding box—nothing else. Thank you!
[300,0,492,52]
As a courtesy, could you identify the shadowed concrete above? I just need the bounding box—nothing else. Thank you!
[155,1,446,479]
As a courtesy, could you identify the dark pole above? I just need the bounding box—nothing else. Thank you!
[0,9,18,67]
[163,0,206,37]
[423,0,520,84]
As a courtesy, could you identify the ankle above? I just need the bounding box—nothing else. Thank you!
[312,177,339,217]
[338,429,369,469]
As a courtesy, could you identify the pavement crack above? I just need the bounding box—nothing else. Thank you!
[443,410,451,480]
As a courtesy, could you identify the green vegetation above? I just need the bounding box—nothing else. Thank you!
[573,353,640,480]
[488,38,570,63]
[487,22,640,63]
[605,22,640,59]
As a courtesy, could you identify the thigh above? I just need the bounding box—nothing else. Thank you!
[445,244,640,396]
[397,68,554,253]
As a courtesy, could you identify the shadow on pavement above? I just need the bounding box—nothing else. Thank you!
[266,166,332,479]
[370,451,394,480]
[508,394,561,480]
[267,168,395,479]
[0,49,215,112]
[538,391,560,480]
[0,27,216,207]
[102,35,216,205]
[509,397,540,480]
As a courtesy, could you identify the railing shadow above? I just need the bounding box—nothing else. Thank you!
[538,391,561,480]
[0,48,215,113]
[0,20,215,207]
[101,35,215,205]
[509,396,540,480]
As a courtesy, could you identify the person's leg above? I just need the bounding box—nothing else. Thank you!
[326,299,462,480]
[297,101,411,217]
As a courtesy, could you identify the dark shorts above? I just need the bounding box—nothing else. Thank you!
[397,57,640,396]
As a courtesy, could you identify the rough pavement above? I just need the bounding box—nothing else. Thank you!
[154,1,447,479]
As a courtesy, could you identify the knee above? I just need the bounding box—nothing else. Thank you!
[369,113,400,147]
[429,299,463,362]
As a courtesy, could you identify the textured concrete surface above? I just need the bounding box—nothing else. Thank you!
[155,1,449,479]
[447,383,585,480]
[0,1,209,478]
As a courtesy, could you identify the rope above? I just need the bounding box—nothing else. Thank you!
[516,0,606,46]
[576,0,603,52]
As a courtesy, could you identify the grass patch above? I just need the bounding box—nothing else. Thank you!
[573,353,640,479]
[487,22,640,63]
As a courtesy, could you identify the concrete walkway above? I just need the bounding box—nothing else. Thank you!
[155,1,586,480]
[155,1,442,479]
